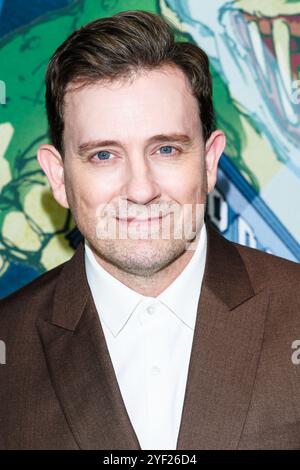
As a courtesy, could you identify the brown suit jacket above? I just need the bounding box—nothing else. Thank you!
[1,223,300,450]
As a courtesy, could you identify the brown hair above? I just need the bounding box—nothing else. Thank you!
[45,10,215,155]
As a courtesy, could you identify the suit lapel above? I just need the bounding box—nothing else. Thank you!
[176,225,270,449]
[37,242,141,450]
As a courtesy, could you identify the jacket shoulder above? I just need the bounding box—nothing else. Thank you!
[0,258,68,327]
[232,240,300,291]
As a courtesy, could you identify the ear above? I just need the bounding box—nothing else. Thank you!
[205,129,226,194]
[37,144,69,209]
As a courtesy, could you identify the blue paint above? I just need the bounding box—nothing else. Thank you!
[218,153,300,261]
[0,0,72,38]
[0,262,42,299]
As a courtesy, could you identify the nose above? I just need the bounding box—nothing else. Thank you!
[122,155,161,205]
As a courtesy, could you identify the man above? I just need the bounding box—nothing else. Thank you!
[0,10,300,451]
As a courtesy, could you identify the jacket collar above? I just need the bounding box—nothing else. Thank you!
[48,223,255,332]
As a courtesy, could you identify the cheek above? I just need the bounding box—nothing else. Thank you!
[161,162,205,203]
[66,170,115,213]
[187,158,207,201]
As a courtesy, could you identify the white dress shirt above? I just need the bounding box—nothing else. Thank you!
[84,224,207,450]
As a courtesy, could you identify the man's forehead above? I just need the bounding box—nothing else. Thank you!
[64,65,195,109]
[62,66,201,148]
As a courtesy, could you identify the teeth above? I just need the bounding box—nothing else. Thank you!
[272,18,298,124]
[248,20,268,77]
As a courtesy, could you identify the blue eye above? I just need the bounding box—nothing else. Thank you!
[95,151,111,160]
[92,146,177,162]
[159,146,176,155]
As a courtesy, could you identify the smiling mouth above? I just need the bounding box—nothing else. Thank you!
[116,215,166,223]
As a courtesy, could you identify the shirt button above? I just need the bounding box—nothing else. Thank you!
[147,304,156,315]
[151,366,160,376]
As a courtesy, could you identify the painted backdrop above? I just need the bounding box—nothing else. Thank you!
[0,0,299,298]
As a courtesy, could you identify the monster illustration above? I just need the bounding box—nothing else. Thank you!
[162,0,300,246]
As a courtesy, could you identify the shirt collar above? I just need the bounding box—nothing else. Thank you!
[84,224,207,336]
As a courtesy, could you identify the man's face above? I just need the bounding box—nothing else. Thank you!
[39,65,224,276]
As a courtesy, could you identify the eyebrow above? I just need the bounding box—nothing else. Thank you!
[77,133,193,155]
